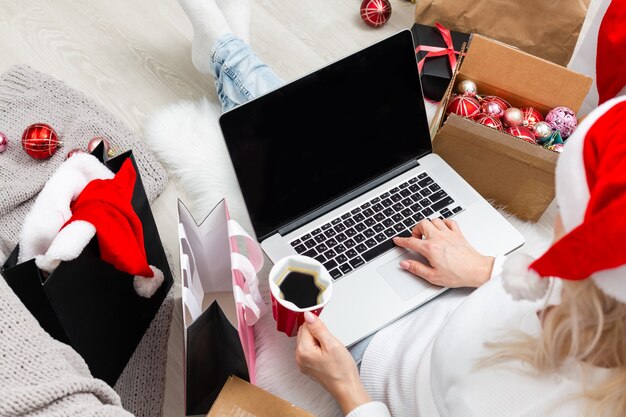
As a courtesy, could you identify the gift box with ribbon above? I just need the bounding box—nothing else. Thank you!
[411,22,471,102]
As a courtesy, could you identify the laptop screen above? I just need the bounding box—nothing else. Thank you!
[220,30,432,240]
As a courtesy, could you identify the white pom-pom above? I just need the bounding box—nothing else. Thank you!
[501,252,549,301]
[133,265,165,298]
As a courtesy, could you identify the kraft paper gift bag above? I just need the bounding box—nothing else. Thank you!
[414,0,591,66]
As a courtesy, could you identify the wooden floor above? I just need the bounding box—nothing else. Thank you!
[1,0,605,415]
[0,1,416,415]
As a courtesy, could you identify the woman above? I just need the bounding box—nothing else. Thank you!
[177,1,626,415]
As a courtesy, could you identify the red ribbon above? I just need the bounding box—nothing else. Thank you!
[415,22,465,74]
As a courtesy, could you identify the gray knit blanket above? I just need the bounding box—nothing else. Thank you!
[0,65,173,417]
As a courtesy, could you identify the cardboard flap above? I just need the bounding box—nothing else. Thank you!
[207,375,314,417]
[437,115,559,173]
[460,35,592,113]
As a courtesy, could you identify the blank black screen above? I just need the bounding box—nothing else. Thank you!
[220,30,431,240]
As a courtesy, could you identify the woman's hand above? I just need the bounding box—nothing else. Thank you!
[295,312,370,415]
[393,218,494,288]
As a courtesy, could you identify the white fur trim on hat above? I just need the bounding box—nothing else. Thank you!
[19,153,113,265]
[556,96,626,232]
[34,220,96,274]
[592,265,626,305]
[133,265,165,298]
[501,252,550,301]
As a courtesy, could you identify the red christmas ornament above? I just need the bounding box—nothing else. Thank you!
[446,95,481,118]
[506,126,536,144]
[360,0,391,28]
[473,113,503,131]
[21,123,60,160]
[521,107,544,128]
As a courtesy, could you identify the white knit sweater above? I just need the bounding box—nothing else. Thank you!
[347,260,612,417]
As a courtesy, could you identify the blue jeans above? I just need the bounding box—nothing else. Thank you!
[211,34,284,112]
[211,34,374,366]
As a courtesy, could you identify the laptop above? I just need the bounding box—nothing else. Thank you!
[219,29,525,347]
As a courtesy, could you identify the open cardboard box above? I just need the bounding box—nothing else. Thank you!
[207,375,315,417]
[430,35,592,221]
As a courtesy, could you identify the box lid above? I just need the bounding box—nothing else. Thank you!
[460,35,592,113]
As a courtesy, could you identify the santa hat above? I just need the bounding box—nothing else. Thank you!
[502,96,626,303]
[21,153,163,298]
[567,0,626,116]
[596,0,626,105]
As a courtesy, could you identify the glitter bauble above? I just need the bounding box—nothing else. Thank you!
[545,106,577,139]
[87,136,115,157]
[521,107,544,128]
[360,0,392,27]
[472,113,503,131]
[457,80,478,97]
[21,123,60,160]
[446,95,481,118]
[532,121,553,140]
[0,131,8,153]
[502,107,524,127]
[506,126,536,144]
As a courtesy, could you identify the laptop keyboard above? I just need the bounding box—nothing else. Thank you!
[289,172,463,280]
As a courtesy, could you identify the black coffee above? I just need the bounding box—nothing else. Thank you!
[279,270,322,309]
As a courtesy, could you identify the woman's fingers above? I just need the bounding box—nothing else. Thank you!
[411,219,438,238]
[393,235,428,255]
[399,259,437,283]
[443,218,460,232]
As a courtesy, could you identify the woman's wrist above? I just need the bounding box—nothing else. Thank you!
[469,255,495,288]
[333,380,371,415]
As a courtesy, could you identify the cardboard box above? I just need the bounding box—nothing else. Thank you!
[207,375,315,417]
[411,23,471,102]
[432,35,592,221]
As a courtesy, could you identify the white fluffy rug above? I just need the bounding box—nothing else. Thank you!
[144,98,555,416]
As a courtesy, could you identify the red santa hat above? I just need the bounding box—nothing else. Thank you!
[596,0,626,105]
[21,153,163,298]
[502,96,626,303]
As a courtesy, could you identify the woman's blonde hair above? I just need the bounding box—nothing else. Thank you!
[481,279,626,417]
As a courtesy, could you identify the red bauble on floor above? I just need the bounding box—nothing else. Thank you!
[21,123,60,160]
[360,0,392,28]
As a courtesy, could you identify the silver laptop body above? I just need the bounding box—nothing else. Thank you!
[219,30,524,347]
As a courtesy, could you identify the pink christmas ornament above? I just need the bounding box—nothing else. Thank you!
[545,106,577,139]
[0,131,8,153]
[481,99,506,119]
[503,107,524,127]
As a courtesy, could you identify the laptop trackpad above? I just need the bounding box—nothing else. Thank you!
[377,251,438,301]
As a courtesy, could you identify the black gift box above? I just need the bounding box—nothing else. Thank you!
[1,145,173,387]
[411,23,471,102]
